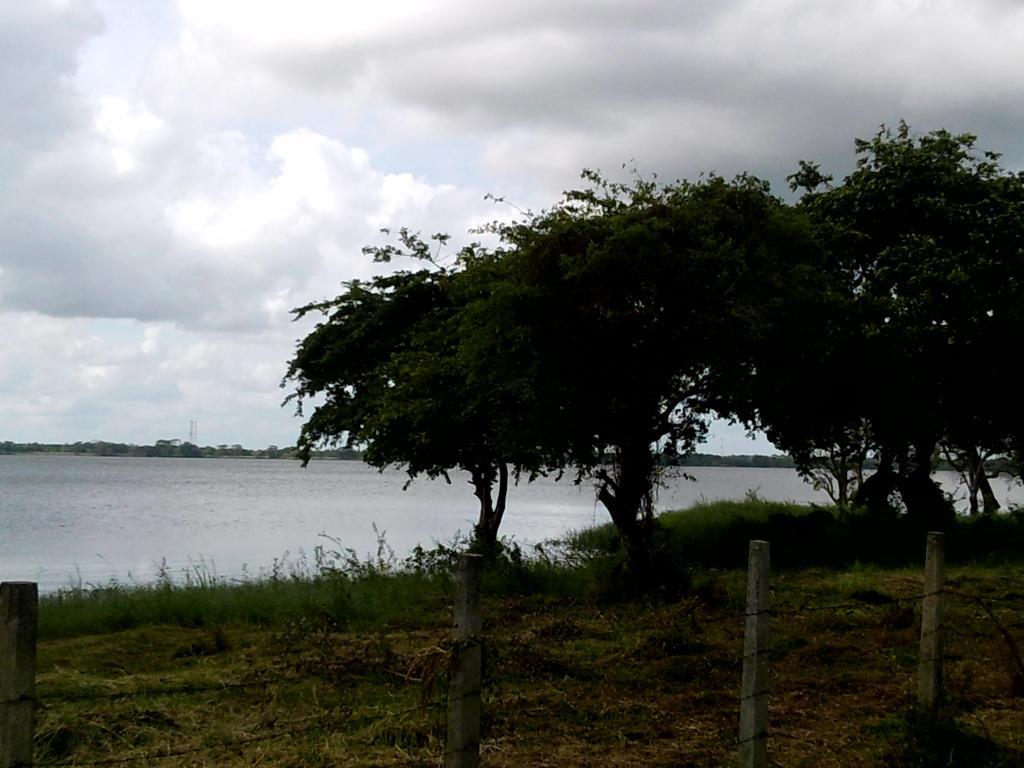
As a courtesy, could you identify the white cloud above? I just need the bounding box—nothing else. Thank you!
[140,326,162,355]
[0,312,306,446]
[1,0,1021,448]
[93,97,166,174]
[3,96,493,331]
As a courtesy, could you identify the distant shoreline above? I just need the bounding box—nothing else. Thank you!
[0,440,351,461]
[0,440,796,468]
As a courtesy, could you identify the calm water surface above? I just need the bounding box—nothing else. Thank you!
[1,455,1019,591]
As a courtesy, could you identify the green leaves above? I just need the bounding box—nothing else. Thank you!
[760,123,1024,521]
[361,228,452,267]
[284,125,1024,555]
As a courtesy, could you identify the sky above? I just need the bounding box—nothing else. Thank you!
[2,1,1023,453]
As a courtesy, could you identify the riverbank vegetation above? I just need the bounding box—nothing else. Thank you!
[37,498,1024,637]
[34,499,1024,766]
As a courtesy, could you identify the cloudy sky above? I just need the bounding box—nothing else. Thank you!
[2,0,1022,452]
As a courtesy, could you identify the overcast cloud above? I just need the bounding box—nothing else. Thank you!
[2,0,1022,450]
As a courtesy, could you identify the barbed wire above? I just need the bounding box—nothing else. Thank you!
[983,574,1024,592]
[945,587,1024,605]
[774,591,928,617]
[38,647,470,706]
[944,588,1024,681]
[730,584,1023,668]
[750,583,1024,622]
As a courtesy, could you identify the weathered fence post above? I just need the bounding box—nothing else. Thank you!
[0,582,37,768]
[739,541,769,768]
[918,531,945,722]
[446,554,483,768]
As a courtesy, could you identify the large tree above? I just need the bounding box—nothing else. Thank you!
[282,237,543,557]
[488,171,823,570]
[772,124,1024,525]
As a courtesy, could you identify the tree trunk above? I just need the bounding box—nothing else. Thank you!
[901,438,954,529]
[966,471,981,516]
[835,452,849,507]
[941,444,999,516]
[962,445,983,516]
[959,446,1001,516]
[596,442,656,578]
[855,449,899,518]
[978,470,1001,515]
[470,462,507,560]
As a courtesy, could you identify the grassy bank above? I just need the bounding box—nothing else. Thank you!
[30,499,1024,766]
[40,498,1024,638]
[676,497,1024,567]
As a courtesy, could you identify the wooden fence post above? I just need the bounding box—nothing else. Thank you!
[739,541,769,768]
[446,554,483,768]
[0,582,38,768]
[918,531,945,722]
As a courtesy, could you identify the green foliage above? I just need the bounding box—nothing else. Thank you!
[38,543,452,640]
[740,123,1024,526]
[283,126,1024,569]
[283,166,833,571]
[479,171,824,573]
[282,245,549,552]
[568,498,1024,572]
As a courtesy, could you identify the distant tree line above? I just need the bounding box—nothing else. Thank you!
[0,440,362,461]
[283,123,1024,574]
[0,439,799,468]
[677,454,794,469]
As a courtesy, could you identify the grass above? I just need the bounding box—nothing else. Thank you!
[39,571,454,639]
[32,563,1024,767]
[569,495,1024,570]
[26,499,1024,766]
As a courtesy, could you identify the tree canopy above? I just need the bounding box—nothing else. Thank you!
[748,124,1024,523]
[479,171,824,569]
[284,123,1024,572]
[282,238,550,555]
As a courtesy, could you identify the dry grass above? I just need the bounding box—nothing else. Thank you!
[32,563,1024,767]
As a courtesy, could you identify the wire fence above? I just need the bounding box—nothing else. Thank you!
[735,532,1024,767]
[4,541,1024,767]
[735,587,1024,678]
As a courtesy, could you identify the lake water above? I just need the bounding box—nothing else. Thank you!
[1,455,1020,591]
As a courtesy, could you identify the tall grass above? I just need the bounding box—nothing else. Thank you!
[39,499,1024,639]
[569,494,1024,569]
[40,532,455,639]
